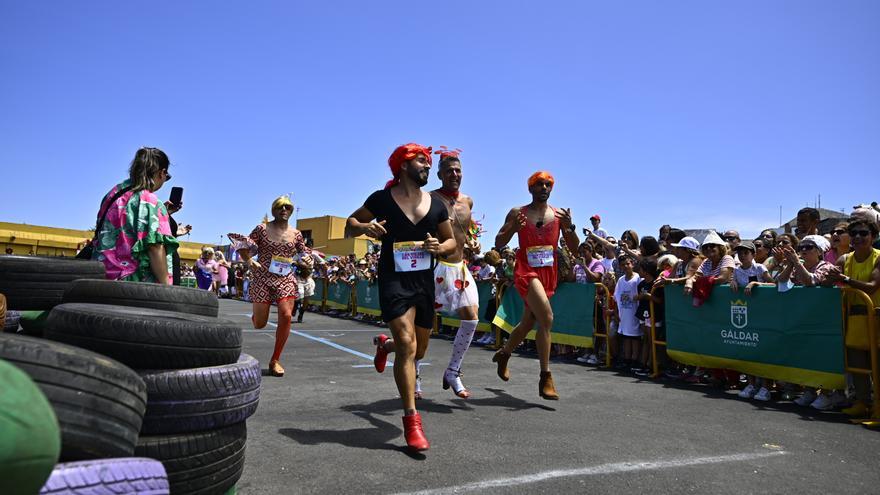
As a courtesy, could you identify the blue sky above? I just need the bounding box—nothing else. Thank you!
[2,1,877,247]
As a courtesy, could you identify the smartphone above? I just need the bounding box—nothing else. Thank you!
[169,187,183,206]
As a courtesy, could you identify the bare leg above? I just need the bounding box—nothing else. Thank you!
[525,278,554,372]
[252,302,271,329]
[388,308,419,413]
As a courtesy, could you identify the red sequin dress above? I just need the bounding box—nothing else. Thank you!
[514,207,560,305]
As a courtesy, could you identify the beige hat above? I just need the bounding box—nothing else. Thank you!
[701,230,726,247]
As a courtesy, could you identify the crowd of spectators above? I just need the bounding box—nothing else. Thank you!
[305,203,880,415]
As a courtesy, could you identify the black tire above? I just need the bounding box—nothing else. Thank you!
[64,279,219,317]
[0,256,105,310]
[0,334,147,461]
[45,303,242,370]
[140,354,261,435]
[0,358,61,495]
[40,458,169,495]
[136,423,246,495]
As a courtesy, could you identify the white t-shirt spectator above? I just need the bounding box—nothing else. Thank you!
[594,228,608,239]
[614,273,643,337]
[477,264,495,280]
[733,263,768,287]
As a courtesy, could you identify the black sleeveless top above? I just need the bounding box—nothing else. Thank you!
[363,188,449,275]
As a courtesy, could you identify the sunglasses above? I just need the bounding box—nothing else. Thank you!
[277,205,293,211]
[723,236,740,242]
[797,244,816,252]
[849,229,871,238]
[753,243,765,249]
[831,229,847,236]
[163,170,172,180]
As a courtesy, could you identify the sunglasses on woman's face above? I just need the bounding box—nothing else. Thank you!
[849,229,871,238]
[831,229,847,236]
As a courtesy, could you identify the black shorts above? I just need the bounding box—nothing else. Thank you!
[378,271,435,329]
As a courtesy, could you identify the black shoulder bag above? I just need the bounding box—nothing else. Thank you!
[76,186,134,260]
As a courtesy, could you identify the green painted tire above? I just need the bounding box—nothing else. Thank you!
[0,358,61,495]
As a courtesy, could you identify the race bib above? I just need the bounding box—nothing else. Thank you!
[526,245,554,268]
[268,255,293,276]
[393,242,431,272]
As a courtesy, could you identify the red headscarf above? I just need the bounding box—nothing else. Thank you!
[527,171,555,188]
[386,143,433,189]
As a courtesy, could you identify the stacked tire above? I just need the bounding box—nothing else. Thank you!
[0,334,166,494]
[44,280,259,495]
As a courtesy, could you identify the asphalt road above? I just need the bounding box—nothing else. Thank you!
[222,299,880,495]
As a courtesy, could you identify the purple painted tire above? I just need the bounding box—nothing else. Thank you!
[139,354,261,435]
[40,458,169,495]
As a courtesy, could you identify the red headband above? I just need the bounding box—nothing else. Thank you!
[527,171,555,188]
[386,143,433,189]
[434,146,462,160]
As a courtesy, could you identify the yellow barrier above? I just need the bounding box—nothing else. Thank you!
[591,283,612,368]
[841,288,879,423]
[649,286,665,378]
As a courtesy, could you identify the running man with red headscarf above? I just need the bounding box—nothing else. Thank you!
[376,147,482,400]
[346,143,457,452]
[492,171,579,400]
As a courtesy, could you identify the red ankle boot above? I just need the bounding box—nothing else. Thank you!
[402,413,429,452]
[373,334,390,373]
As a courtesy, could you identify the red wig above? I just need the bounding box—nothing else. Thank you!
[527,171,555,188]
[386,143,433,189]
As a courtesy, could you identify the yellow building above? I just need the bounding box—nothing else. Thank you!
[296,215,375,258]
[0,222,208,264]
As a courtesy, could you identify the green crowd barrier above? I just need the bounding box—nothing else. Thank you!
[355,280,381,316]
[439,281,495,332]
[664,285,845,389]
[326,281,353,311]
[492,282,596,347]
[313,277,325,302]
[180,277,196,288]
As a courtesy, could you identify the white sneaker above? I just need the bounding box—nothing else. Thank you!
[794,389,817,406]
[810,393,834,411]
[586,354,600,365]
[484,335,496,346]
[738,384,757,399]
[754,387,772,402]
[576,355,591,363]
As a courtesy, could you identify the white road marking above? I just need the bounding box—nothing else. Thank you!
[395,451,788,495]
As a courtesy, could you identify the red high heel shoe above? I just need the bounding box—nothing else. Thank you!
[402,413,429,452]
[373,334,390,373]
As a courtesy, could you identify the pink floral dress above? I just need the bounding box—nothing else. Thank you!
[91,180,179,283]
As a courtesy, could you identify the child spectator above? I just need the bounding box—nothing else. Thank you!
[731,240,775,401]
[634,258,662,376]
[613,255,642,370]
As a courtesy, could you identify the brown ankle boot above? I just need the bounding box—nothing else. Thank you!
[539,371,559,400]
[492,349,511,381]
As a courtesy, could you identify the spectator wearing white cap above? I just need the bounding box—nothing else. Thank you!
[776,235,834,289]
[684,231,734,295]
[731,239,776,402]
[653,236,703,287]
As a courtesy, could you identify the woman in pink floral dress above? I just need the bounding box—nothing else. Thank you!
[91,147,179,284]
